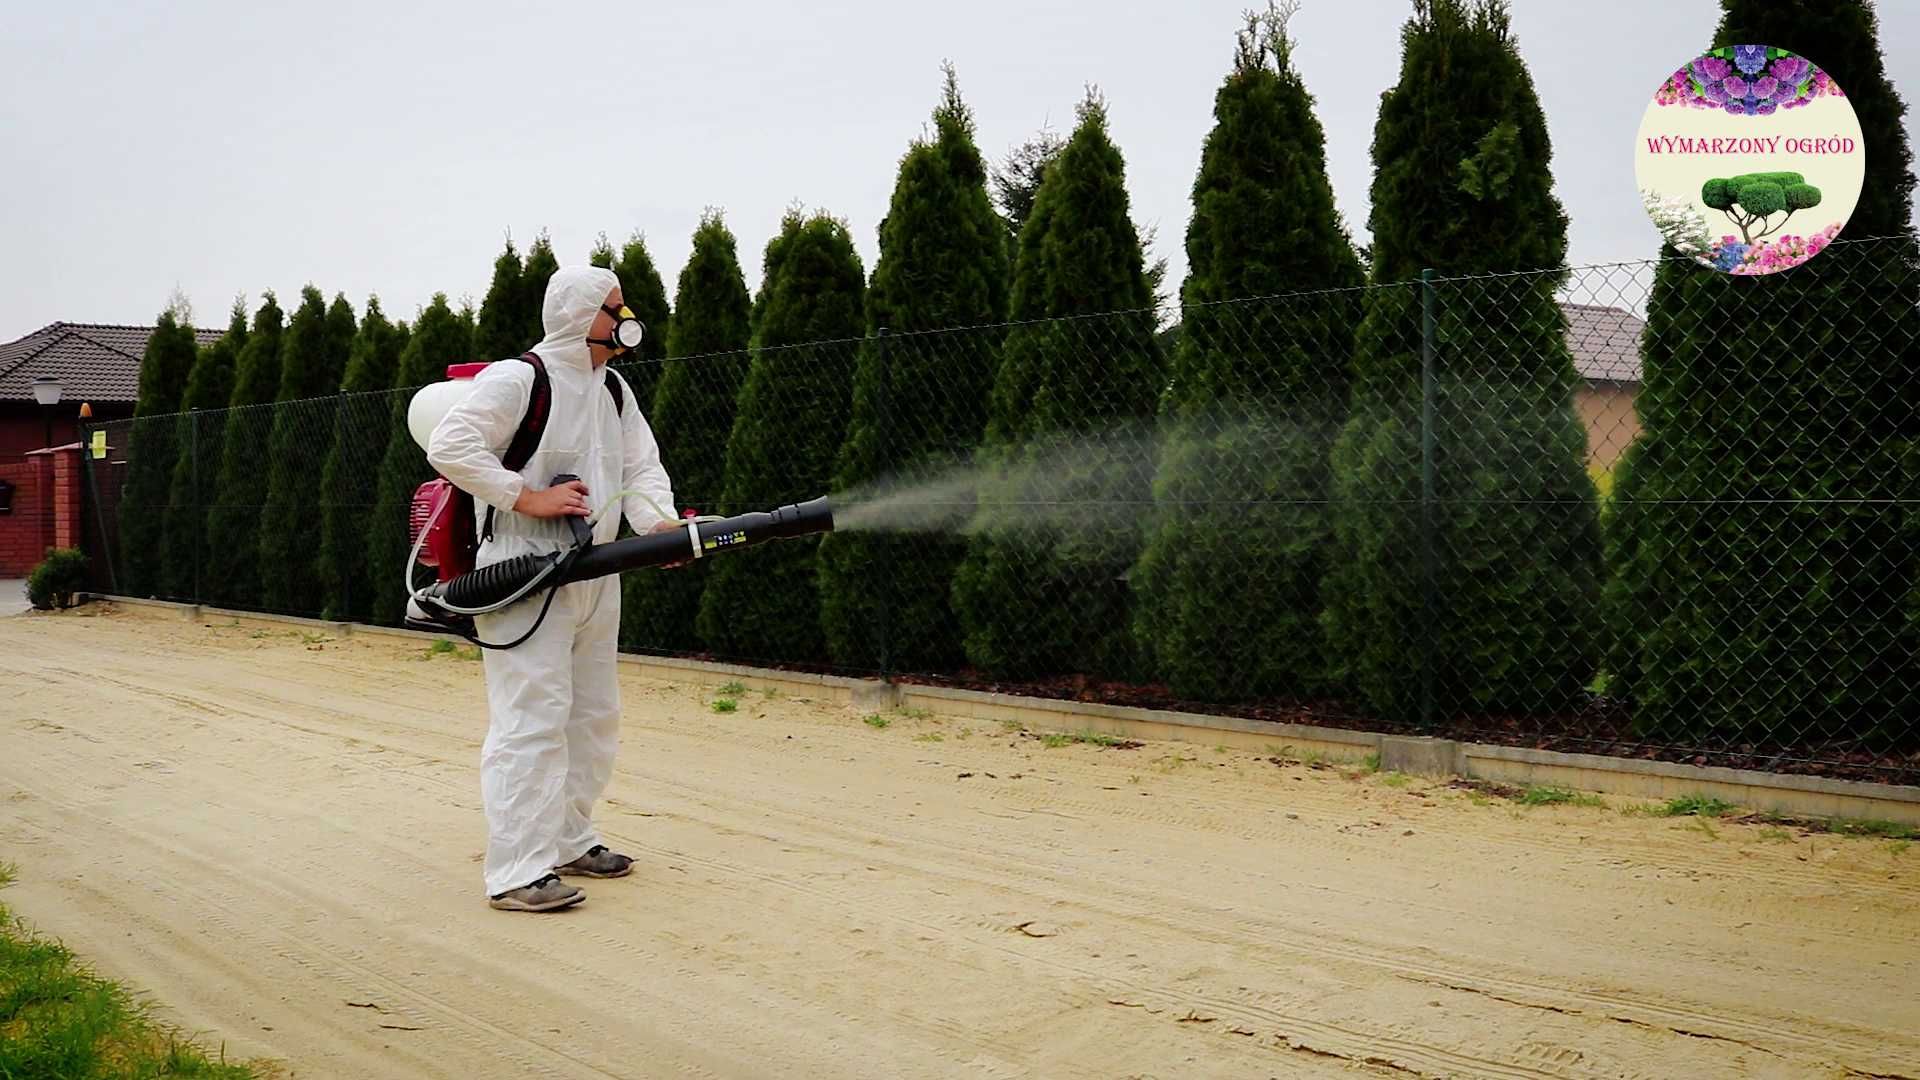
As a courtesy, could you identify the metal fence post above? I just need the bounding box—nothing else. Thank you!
[1419,269,1438,732]
[82,421,119,595]
[875,326,892,683]
[190,408,201,604]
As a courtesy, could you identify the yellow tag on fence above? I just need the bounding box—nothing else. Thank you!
[90,430,106,459]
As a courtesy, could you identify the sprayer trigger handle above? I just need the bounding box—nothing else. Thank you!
[548,474,593,548]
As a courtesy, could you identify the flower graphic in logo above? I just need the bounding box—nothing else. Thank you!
[1657,46,1841,112]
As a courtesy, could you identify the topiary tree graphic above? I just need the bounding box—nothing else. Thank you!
[1702,171,1822,243]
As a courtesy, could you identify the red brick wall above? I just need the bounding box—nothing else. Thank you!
[51,448,82,550]
[0,453,55,577]
[0,447,83,578]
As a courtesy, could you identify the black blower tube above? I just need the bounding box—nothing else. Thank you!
[421,496,835,612]
[564,496,833,583]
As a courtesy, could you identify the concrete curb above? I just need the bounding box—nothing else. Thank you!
[79,593,1920,826]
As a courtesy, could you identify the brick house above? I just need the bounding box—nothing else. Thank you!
[0,321,225,457]
[0,321,224,577]
[1561,302,1646,474]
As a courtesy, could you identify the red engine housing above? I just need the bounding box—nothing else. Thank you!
[409,478,477,582]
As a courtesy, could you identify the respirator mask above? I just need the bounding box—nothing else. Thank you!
[588,303,644,354]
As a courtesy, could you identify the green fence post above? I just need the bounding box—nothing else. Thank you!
[190,408,201,604]
[82,421,119,595]
[1420,268,1438,732]
[875,326,891,683]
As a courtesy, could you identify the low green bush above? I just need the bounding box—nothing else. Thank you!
[27,547,90,611]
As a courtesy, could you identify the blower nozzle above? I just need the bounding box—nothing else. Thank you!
[405,495,835,643]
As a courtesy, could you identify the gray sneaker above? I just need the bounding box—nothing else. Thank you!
[489,873,585,912]
[556,845,633,879]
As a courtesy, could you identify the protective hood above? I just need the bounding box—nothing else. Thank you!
[530,265,620,371]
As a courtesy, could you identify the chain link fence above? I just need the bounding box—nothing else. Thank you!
[80,238,1920,784]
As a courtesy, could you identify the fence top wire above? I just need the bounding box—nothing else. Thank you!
[92,233,1920,428]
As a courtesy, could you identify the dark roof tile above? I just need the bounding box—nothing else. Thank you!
[0,322,226,404]
[1560,303,1645,385]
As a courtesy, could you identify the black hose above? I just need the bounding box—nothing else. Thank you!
[444,551,561,608]
[410,496,835,649]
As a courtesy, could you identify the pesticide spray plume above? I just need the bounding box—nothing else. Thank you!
[831,412,1341,539]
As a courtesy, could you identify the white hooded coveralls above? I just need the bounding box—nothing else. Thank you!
[426,265,676,897]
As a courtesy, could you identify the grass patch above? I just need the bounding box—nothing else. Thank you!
[864,714,892,730]
[0,863,265,1078]
[419,639,480,662]
[895,706,933,722]
[999,719,1025,734]
[1654,795,1737,819]
[710,697,738,714]
[718,681,746,696]
[1035,730,1137,750]
[1379,771,1413,789]
[1757,826,1793,842]
[1361,752,1382,774]
[297,631,332,646]
[1449,779,1605,809]
[1827,818,1918,840]
[1890,840,1911,857]
[1724,809,1918,842]
[1518,785,1606,808]
[913,732,944,743]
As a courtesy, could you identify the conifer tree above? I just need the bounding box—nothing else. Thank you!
[1322,0,1601,723]
[475,237,527,360]
[520,232,560,346]
[1606,0,1920,744]
[992,127,1066,263]
[817,65,1011,670]
[117,303,200,597]
[696,212,866,663]
[952,93,1166,680]
[366,296,474,625]
[204,293,286,608]
[161,300,246,600]
[1133,5,1366,702]
[260,288,353,613]
[619,214,754,652]
[318,297,409,620]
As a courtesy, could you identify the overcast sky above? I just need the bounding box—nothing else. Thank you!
[3,0,1916,342]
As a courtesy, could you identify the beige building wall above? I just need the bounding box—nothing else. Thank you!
[1577,382,1641,476]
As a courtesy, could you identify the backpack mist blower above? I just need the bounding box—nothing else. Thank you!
[399,354,833,650]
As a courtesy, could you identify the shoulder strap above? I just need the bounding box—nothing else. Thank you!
[605,368,624,415]
[484,352,551,542]
[502,352,551,472]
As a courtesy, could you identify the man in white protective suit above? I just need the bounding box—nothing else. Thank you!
[428,264,681,912]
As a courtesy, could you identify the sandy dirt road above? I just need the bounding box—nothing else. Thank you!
[1,603,1916,1079]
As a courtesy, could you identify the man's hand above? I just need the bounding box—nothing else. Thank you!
[651,517,691,569]
[514,480,591,519]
